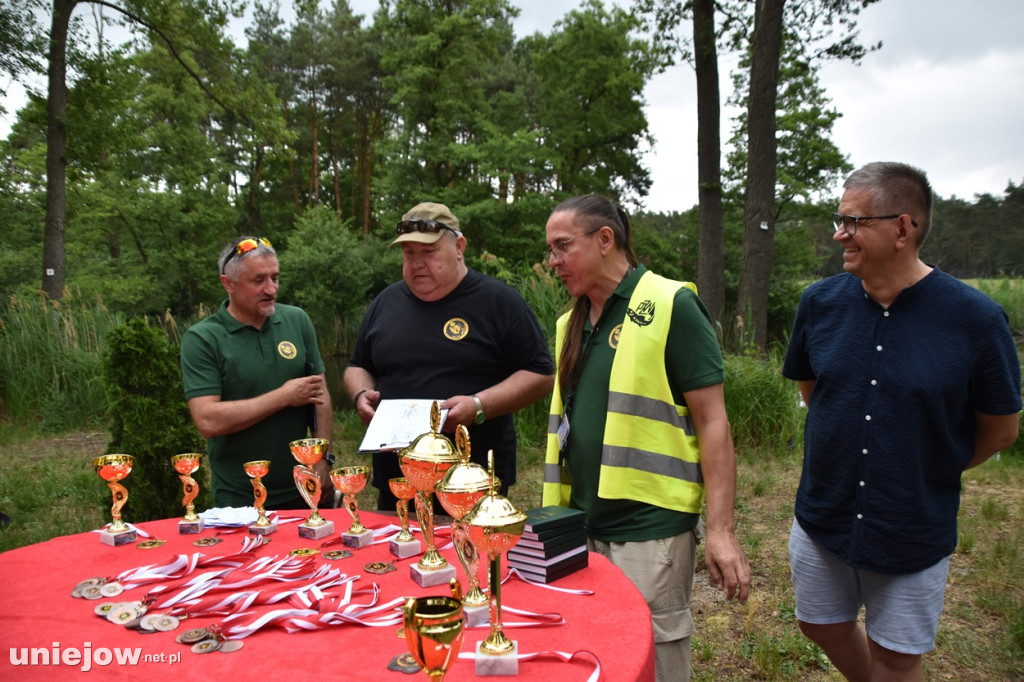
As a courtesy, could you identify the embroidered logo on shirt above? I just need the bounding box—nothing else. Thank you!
[443,317,469,341]
[278,341,297,359]
[609,324,622,349]
[626,299,656,326]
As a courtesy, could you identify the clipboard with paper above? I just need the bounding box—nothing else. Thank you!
[357,398,449,452]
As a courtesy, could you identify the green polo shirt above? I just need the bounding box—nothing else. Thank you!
[180,301,325,508]
[564,266,724,542]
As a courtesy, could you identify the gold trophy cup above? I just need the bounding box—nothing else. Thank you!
[398,401,460,587]
[92,454,137,546]
[244,460,276,535]
[463,451,528,675]
[289,438,335,540]
[331,466,373,548]
[435,425,498,625]
[388,477,420,558]
[402,593,466,681]
[171,453,204,534]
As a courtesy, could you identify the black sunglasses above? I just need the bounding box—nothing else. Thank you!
[396,219,459,236]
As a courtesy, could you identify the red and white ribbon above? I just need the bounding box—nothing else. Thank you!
[457,649,602,682]
[503,568,595,595]
[465,603,564,629]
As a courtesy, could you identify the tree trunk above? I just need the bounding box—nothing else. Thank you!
[737,0,785,351]
[43,0,78,300]
[693,0,724,325]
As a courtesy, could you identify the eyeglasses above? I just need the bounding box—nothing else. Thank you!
[222,237,272,274]
[396,219,460,236]
[543,227,601,262]
[832,213,918,236]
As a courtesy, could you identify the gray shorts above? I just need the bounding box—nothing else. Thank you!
[788,518,949,655]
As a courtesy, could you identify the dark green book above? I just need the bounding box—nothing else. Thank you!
[521,506,585,537]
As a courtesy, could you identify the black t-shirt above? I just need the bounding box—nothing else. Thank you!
[349,269,554,492]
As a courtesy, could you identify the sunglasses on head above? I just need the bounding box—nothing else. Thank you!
[222,237,272,274]
[396,219,459,236]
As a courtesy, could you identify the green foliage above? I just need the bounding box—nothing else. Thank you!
[723,350,804,453]
[101,318,208,522]
[0,290,121,429]
[475,255,569,446]
[277,206,400,354]
[525,0,664,200]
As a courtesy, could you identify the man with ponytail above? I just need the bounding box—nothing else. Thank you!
[542,194,750,681]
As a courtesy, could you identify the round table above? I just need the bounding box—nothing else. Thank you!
[0,508,654,681]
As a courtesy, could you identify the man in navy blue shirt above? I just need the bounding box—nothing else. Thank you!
[783,162,1021,681]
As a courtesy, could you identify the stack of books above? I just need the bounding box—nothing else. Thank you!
[507,506,588,583]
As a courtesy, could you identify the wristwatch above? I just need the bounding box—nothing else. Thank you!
[323,451,336,467]
[472,395,486,425]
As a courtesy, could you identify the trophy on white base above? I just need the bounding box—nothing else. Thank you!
[435,425,497,628]
[463,451,527,676]
[399,402,460,588]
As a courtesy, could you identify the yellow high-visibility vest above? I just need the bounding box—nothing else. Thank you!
[543,271,705,513]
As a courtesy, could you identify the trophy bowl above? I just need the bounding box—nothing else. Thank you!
[289,438,332,535]
[403,594,466,681]
[244,459,274,531]
[92,454,135,533]
[170,453,204,525]
[462,451,527,661]
[289,437,329,467]
[388,477,419,555]
[331,466,371,536]
[399,402,460,577]
[435,426,497,610]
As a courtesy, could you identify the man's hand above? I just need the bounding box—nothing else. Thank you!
[439,395,479,430]
[704,528,751,604]
[352,388,381,426]
[281,375,328,407]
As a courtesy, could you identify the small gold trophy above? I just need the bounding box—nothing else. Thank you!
[171,453,204,534]
[402,592,466,681]
[92,454,137,546]
[244,460,276,535]
[289,438,335,540]
[398,401,460,587]
[331,466,373,548]
[388,477,420,558]
[435,425,497,627]
[463,451,527,676]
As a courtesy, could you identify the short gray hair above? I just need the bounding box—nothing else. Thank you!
[844,162,933,245]
[219,237,277,279]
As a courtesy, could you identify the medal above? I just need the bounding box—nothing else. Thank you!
[176,628,212,644]
[364,561,397,574]
[191,639,221,654]
[387,652,421,674]
[218,640,244,653]
[153,614,180,632]
[81,585,105,600]
[72,577,105,598]
[323,549,352,561]
[193,537,222,547]
[136,539,166,549]
[99,581,124,597]
[288,547,319,557]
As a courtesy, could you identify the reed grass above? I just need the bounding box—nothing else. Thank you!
[0,290,124,432]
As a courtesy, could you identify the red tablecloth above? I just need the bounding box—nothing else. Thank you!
[0,509,654,681]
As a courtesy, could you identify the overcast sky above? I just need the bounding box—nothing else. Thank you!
[3,0,1021,214]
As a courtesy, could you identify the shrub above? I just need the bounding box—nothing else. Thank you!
[101,318,209,522]
[724,350,804,454]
